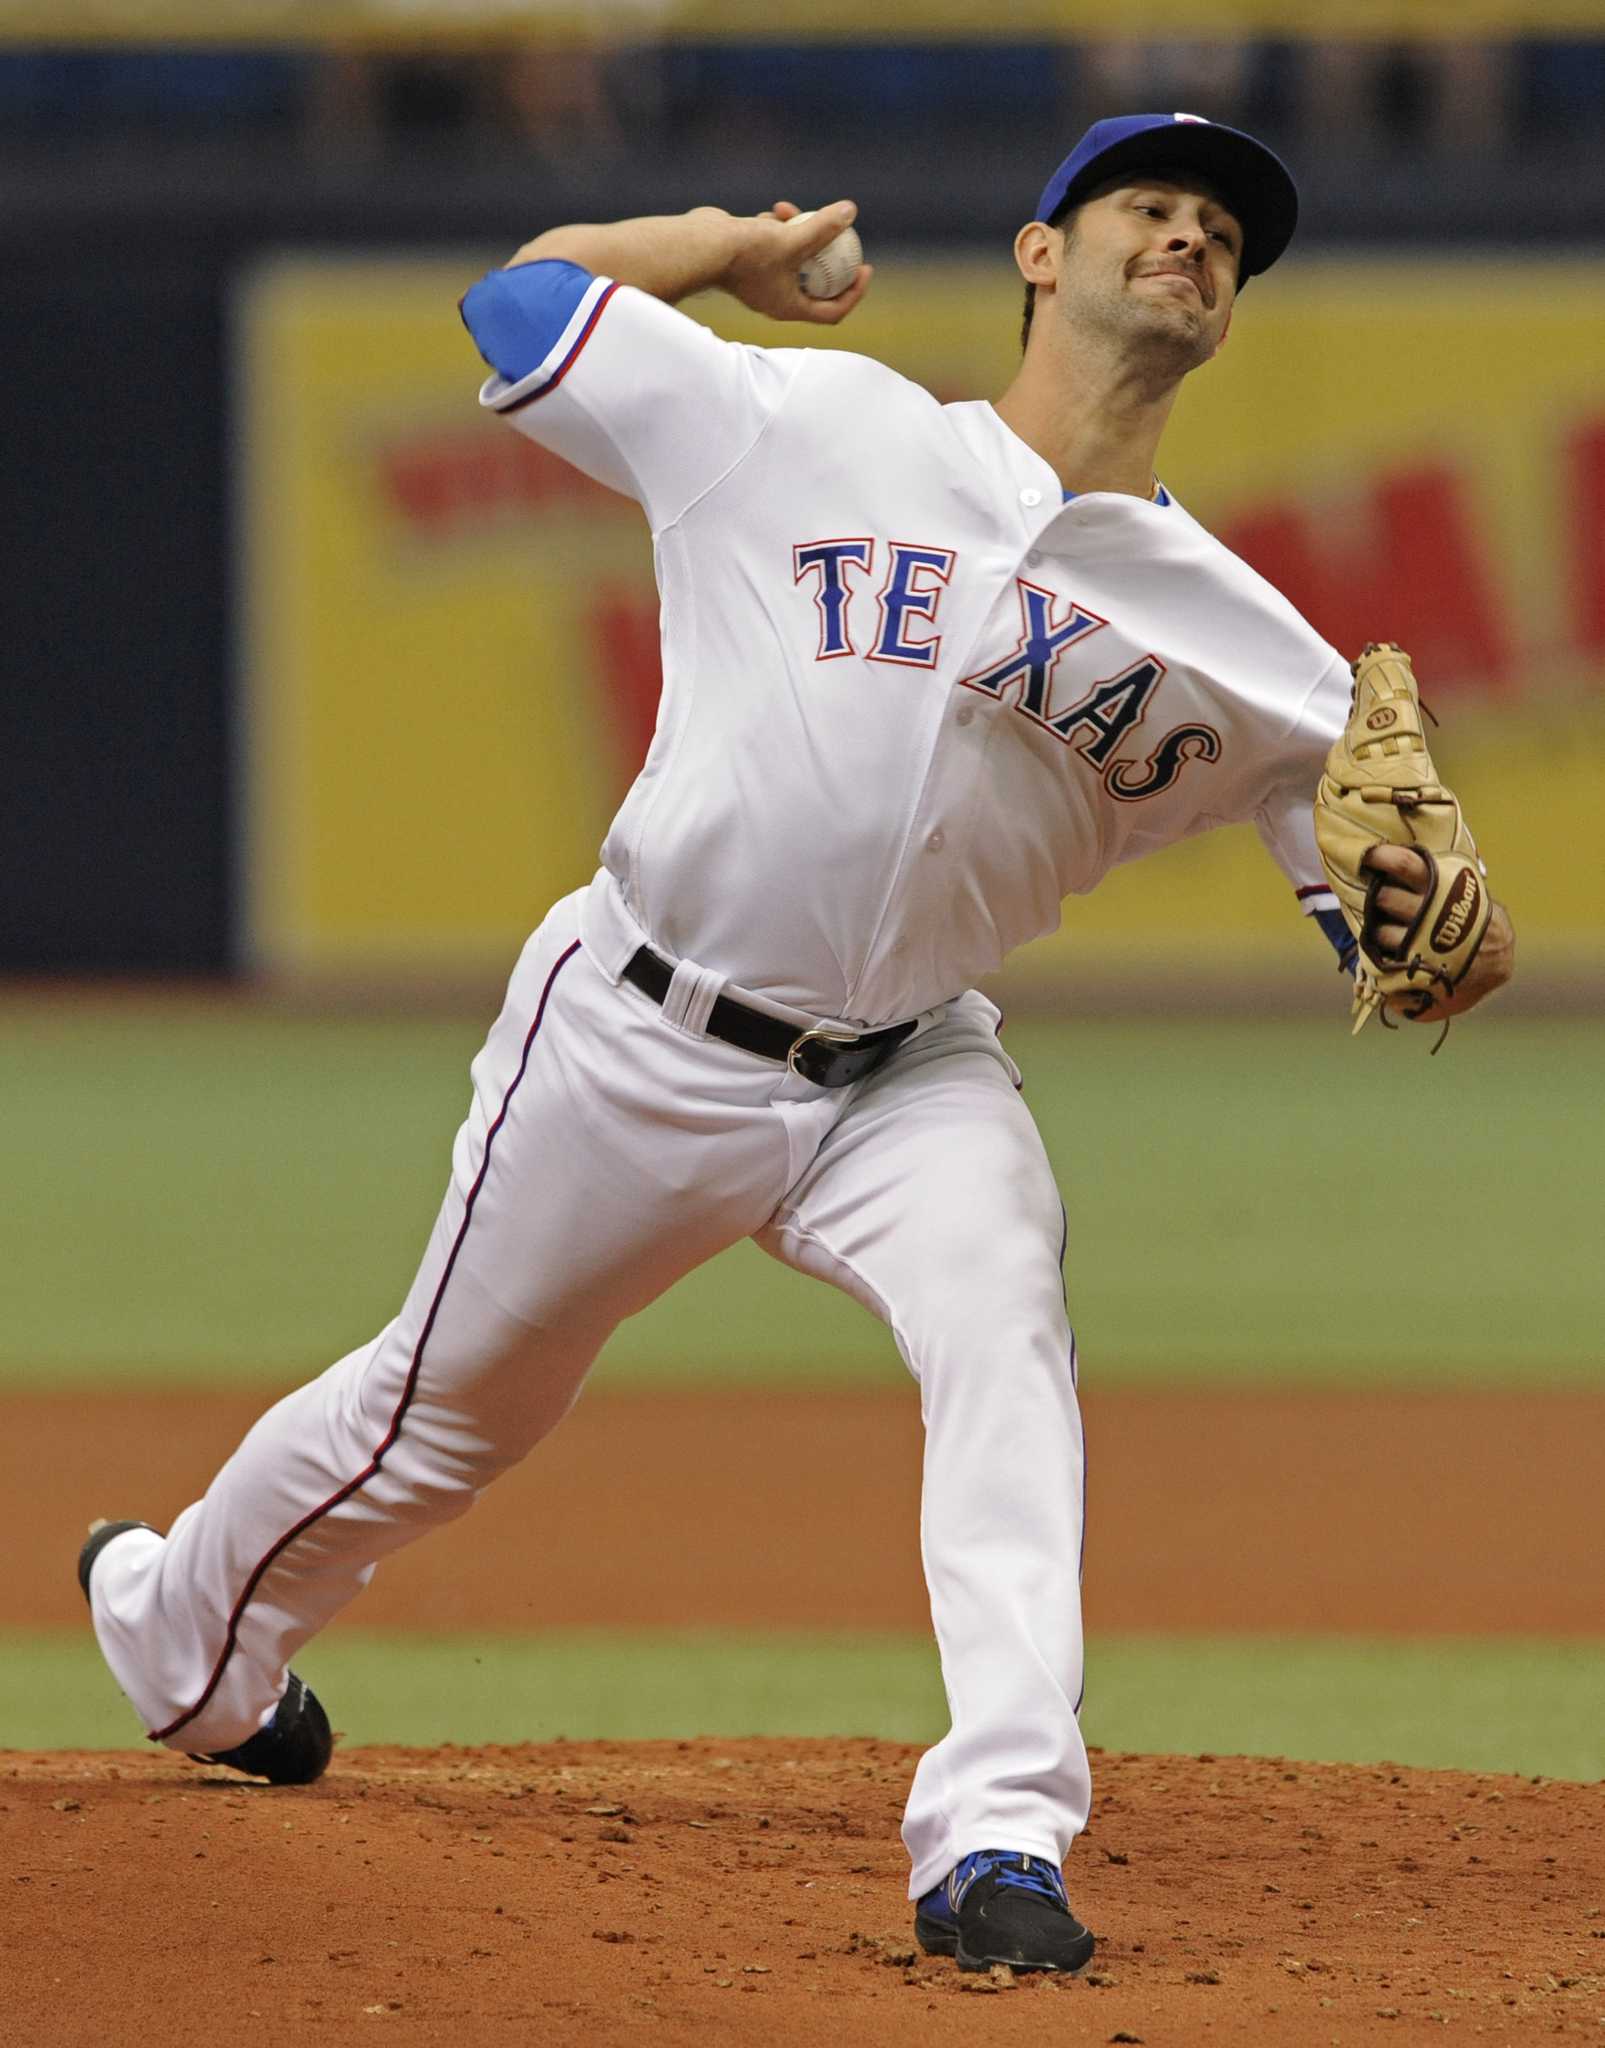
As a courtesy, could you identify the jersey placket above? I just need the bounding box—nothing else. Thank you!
[855,505,1075,1020]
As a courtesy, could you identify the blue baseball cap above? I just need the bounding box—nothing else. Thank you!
[1035,112,1299,282]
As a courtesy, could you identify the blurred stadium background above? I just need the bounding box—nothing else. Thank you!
[3,1,1603,1775]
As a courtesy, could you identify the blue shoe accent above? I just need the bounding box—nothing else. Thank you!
[916,1849,1067,1946]
[986,1850,1070,1909]
[914,1871,961,1950]
[944,1848,1069,1913]
[914,1849,1090,1973]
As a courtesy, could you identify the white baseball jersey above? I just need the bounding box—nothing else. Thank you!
[472,261,1353,1027]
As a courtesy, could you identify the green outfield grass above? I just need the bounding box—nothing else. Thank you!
[2,1003,1601,1388]
[7,1630,1604,1781]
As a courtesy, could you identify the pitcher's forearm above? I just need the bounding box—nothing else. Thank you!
[508,208,754,306]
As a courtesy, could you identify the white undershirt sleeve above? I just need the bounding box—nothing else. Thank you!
[1255,651,1353,899]
[1255,778,1332,907]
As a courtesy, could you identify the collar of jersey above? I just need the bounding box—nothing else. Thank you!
[1062,484,1171,507]
[951,402,1172,515]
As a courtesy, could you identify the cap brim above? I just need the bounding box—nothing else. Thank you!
[1051,123,1298,280]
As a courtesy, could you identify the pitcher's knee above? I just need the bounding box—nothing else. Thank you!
[903,1271,1074,1390]
[334,1410,517,1534]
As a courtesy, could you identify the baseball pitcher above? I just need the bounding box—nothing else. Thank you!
[80,113,1514,1975]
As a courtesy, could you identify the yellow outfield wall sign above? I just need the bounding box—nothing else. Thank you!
[239,253,1605,982]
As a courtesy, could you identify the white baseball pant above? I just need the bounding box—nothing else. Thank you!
[88,874,1089,1898]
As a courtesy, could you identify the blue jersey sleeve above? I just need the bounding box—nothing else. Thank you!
[459,259,597,383]
[464,260,798,532]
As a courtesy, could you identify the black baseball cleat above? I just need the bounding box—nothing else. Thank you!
[77,1518,333,1787]
[186,1669,333,1787]
[915,1848,1096,1974]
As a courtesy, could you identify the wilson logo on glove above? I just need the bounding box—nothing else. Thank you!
[1431,868,1483,953]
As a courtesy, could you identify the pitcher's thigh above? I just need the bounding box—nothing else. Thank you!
[375,941,805,1462]
[759,1006,1071,1372]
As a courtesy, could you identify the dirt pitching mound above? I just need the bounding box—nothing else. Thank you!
[6,1739,1603,2045]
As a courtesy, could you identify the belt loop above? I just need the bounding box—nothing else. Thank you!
[679,963,723,1038]
[660,957,723,1038]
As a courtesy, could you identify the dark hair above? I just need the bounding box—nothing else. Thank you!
[1020,196,1076,352]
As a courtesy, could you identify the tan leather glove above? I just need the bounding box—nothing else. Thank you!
[1313,643,1493,1037]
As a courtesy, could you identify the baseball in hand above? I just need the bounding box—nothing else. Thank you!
[795,212,864,300]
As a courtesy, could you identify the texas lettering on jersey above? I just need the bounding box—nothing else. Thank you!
[792,537,1222,804]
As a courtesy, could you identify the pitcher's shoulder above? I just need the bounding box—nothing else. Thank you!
[766,341,944,412]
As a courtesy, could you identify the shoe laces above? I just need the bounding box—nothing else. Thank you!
[951,1849,1068,1912]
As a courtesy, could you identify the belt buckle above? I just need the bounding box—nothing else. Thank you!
[786,1023,862,1084]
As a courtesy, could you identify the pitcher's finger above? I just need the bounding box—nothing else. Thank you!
[796,263,873,324]
[1362,843,1430,888]
[1372,883,1423,921]
[791,200,858,252]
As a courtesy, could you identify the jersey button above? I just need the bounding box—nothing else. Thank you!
[955,705,975,727]
[926,830,945,853]
[1019,488,1043,508]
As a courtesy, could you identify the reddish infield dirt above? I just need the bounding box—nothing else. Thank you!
[9,1385,1605,2043]
[6,1741,1605,2045]
[8,1385,1605,1634]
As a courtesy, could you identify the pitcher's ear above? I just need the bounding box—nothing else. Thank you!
[1013,220,1060,288]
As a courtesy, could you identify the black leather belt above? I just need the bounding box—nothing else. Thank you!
[622,945,917,1089]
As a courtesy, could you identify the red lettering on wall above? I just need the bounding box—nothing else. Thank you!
[377,429,619,536]
[1569,419,1605,659]
[591,588,662,792]
[1221,464,1511,690]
